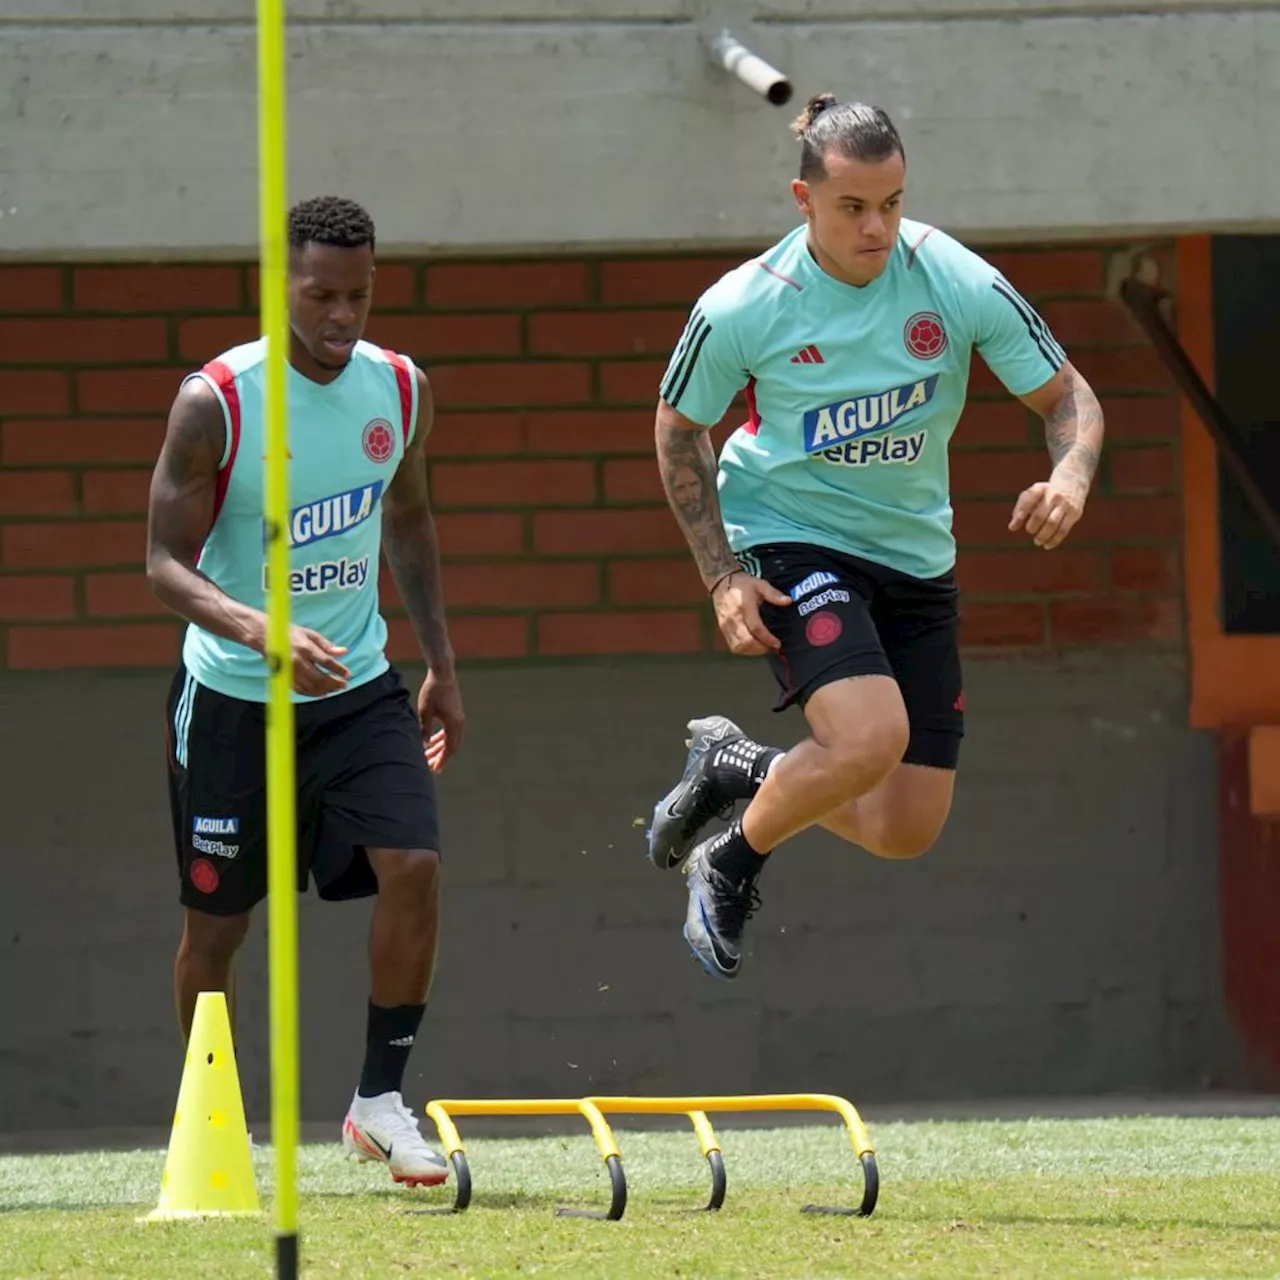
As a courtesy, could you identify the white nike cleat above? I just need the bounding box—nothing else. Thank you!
[342,1090,449,1187]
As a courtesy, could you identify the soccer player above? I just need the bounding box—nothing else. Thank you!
[147,196,463,1185]
[646,94,1105,981]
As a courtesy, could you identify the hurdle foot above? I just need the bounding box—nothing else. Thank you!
[704,1149,726,1212]
[553,1153,627,1221]
[450,1150,472,1212]
[800,1151,879,1218]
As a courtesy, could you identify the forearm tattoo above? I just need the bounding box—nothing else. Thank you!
[383,508,453,670]
[1045,365,1104,491]
[657,421,738,586]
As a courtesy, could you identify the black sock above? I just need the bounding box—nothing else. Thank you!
[709,738,784,802]
[358,1000,426,1099]
[706,818,769,884]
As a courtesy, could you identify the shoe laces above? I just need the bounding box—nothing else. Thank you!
[682,771,735,835]
[376,1094,429,1148]
[707,867,762,937]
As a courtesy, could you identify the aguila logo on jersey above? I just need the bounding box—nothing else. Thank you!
[284,481,384,549]
[905,312,948,360]
[803,376,938,467]
[363,418,396,464]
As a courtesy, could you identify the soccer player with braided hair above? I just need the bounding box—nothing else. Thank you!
[148,195,462,1184]
[647,94,1105,981]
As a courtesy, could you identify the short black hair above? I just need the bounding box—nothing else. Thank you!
[288,195,376,252]
[791,93,904,182]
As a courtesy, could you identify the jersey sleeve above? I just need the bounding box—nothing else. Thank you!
[658,287,750,428]
[970,268,1068,397]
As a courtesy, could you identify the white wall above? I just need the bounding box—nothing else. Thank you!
[2,1,1278,258]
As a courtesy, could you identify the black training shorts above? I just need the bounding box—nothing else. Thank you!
[738,543,964,771]
[165,665,439,916]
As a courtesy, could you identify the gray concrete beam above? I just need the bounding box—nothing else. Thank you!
[0,6,1276,256]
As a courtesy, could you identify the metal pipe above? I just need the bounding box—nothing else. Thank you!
[706,28,793,106]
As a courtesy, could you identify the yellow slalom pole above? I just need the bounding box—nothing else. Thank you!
[256,0,300,1276]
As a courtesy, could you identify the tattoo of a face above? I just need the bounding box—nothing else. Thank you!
[658,422,737,584]
[670,464,704,517]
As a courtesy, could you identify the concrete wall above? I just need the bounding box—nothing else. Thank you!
[0,652,1236,1139]
[2,1,1279,258]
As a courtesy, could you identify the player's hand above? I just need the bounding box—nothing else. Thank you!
[1009,476,1088,550]
[711,570,791,656]
[289,626,351,696]
[419,668,465,773]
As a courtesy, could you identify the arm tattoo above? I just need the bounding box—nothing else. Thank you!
[146,382,265,650]
[382,468,455,673]
[150,396,221,553]
[1044,365,1104,491]
[656,415,738,587]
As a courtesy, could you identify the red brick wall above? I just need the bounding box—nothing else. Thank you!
[0,246,1182,671]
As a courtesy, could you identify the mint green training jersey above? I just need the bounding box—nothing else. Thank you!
[181,338,419,703]
[659,219,1066,580]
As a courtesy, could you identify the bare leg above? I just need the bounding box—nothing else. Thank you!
[741,674,909,853]
[818,762,956,858]
[174,908,252,1042]
[365,848,441,1006]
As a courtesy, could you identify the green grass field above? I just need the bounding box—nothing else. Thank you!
[4,1116,1280,1279]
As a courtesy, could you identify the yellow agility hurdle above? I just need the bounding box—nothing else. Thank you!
[587,1094,878,1218]
[424,1098,627,1220]
[423,1092,878,1220]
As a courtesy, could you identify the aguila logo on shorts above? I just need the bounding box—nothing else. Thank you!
[193,815,240,858]
[790,571,839,603]
[194,816,239,836]
[905,312,948,360]
[362,418,396,464]
[803,375,938,468]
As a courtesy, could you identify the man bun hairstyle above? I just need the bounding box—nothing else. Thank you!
[791,92,905,182]
[790,91,839,136]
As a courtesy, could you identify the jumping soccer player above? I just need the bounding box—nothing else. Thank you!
[147,195,463,1185]
[647,94,1105,981]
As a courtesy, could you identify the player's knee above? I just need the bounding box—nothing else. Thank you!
[827,710,910,793]
[183,910,251,963]
[374,848,440,905]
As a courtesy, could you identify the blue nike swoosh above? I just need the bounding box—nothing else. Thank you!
[697,897,737,973]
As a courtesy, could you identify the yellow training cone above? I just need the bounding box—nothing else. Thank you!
[144,991,261,1220]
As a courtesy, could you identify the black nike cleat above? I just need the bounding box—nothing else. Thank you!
[646,715,751,871]
[681,836,762,981]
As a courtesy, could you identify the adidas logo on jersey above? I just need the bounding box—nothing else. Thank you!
[790,344,825,364]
